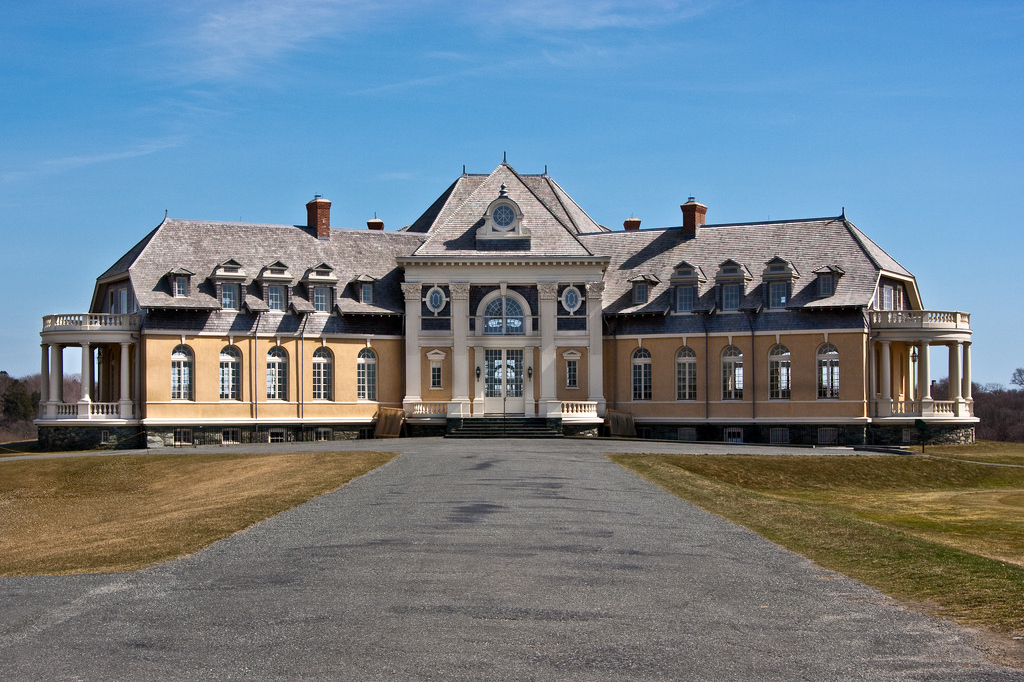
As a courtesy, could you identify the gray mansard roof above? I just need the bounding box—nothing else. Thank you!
[117,219,425,314]
[91,165,916,324]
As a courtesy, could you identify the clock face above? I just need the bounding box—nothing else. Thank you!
[493,204,516,229]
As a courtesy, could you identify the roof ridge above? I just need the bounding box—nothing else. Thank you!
[502,165,595,256]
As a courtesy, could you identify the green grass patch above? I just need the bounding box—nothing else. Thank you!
[0,450,397,576]
[609,451,1024,637]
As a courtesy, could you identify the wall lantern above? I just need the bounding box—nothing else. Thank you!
[475,366,481,379]
[527,366,533,380]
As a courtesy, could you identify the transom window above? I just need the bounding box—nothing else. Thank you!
[769,345,791,399]
[219,346,241,400]
[266,346,288,400]
[312,347,333,400]
[221,283,240,310]
[676,347,697,401]
[171,345,193,400]
[817,343,840,399]
[483,296,525,335]
[722,346,743,400]
[357,348,377,401]
[632,348,652,401]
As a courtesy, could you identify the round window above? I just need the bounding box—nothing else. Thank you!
[425,286,447,314]
[493,204,516,229]
[560,286,582,314]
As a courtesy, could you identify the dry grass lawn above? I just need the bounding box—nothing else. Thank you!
[0,450,397,576]
[609,447,1024,665]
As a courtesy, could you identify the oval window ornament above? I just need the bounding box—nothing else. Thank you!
[425,286,447,314]
[493,204,516,229]
[560,285,582,314]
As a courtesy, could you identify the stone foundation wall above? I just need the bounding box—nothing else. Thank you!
[867,424,975,446]
[562,423,600,437]
[38,425,146,452]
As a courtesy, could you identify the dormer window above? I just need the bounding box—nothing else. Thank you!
[221,283,240,309]
[361,283,374,304]
[302,263,338,315]
[761,257,799,310]
[257,261,292,312]
[350,274,377,305]
[714,260,752,312]
[671,261,706,314]
[175,276,188,297]
[629,274,659,306]
[813,265,844,299]
[267,285,286,311]
[166,268,194,298]
[476,185,530,242]
[313,287,331,312]
[211,259,247,310]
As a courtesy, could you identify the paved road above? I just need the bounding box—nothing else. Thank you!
[0,438,1019,680]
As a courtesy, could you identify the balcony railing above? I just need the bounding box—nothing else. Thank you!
[42,313,141,332]
[42,401,135,420]
[877,399,972,418]
[409,402,448,418]
[560,401,599,419]
[870,310,971,331]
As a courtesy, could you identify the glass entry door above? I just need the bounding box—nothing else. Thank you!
[484,348,525,414]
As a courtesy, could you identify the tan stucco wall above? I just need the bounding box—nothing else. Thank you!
[555,345,589,400]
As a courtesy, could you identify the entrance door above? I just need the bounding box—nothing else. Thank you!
[483,348,525,414]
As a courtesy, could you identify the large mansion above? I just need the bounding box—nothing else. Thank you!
[36,163,975,449]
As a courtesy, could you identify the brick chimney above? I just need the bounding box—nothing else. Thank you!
[306,195,331,240]
[623,218,641,232]
[680,197,707,238]
[366,218,384,231]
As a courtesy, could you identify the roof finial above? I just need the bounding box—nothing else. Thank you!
[503,151,507,164]
[164,209,168,219]
[499,183,508,198]
[462,164,466,176]
[841,206,846,219]
[544,164,548,175]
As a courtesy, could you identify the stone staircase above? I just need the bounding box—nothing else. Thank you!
[445,417,563,439]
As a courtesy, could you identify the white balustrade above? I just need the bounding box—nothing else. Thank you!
[869,310,970,330]
[560,401,598,419]
[89,402,120,417]
[933,401,955,415]
[42,313,141,332]
[55,403,77,417]
[410,402,448,418]
[890,400,920,416]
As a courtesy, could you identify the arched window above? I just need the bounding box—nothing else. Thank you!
[769,345,791,400]
[219,346,241,400]
[312,347,333,401]
[722,346,743,400]
[632,348,652,401]
[676,347,697,401]
[171,345,193,400]
[483,296,525,335]
[357,348,377,401]
[817,343,840,399]
[266,347,288,400]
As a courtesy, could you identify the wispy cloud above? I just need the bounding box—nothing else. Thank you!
[469,0,721,31]
[1,137,186,184]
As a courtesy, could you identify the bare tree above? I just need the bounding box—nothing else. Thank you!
[1012,368,1024,389]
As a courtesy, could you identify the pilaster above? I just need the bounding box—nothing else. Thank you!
[448,282,471,416]
[586,282,606,417]
[538,282,559,416]
[401,282,423,414]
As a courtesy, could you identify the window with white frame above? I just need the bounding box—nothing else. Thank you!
[817,343,840,399]
[566,359,578,388]
[769,344,791,399]
[632,348,652,401]
[483,296,525,335]
[676,347,697,401]
[430,360,442,389]
[222,428,241,444]
[269,428,286,443]
[357,348,377,401]
[219,346,241,400]
[174,276,188,298]
[881,284,893,310]
[724,427,743,443]
[818,274,834,297]
[316,427,333,442]
[721,345,743,400]
[313,286,331,313]
[769,281,788,309]
[266,346,288,400]
[722,284,741,311]
[312,347,333,400]
[173,427,193,446]
[171,345,193,400]
[676,285,695,313]
[221,283,240,310]
[267,285,286,311]
[633,282,649,305]
[361,283,374,304]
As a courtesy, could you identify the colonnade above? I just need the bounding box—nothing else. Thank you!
[873,338,972,417]
[38,341,138,419]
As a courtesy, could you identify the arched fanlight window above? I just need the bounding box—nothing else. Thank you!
[357,348,377,401]
[632,347,652,401]
[171,345,193,400]
[266,346,288,400]
[722,346,743,400]
[817,343,840,399]
[769,345,791,400]
[675,347,697,401]
[312,347,333,401]
[219,346,241,400]
[483,296,525,335]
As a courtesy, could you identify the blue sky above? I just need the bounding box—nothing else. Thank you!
[1,0,1022,384]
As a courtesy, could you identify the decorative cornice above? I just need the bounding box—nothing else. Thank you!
[449,282,470,299]
[537,282,559,300]
[400,282,422,300]
[586,281,605,298]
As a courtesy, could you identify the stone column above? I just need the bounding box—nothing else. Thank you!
[903,346,913,401]
[51,344,63,405]
[962,342,973,401]
[587,282,606,417]
[449,282,471,417]
[538,282,559,417]
[119,342,133,419]
[401,283,422,416]
[78,341,92,419]
[524,346,535,416]
[918,342,933,415]
[878,340,892,417]
[948,342,962,400]
[39,344,50,411]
